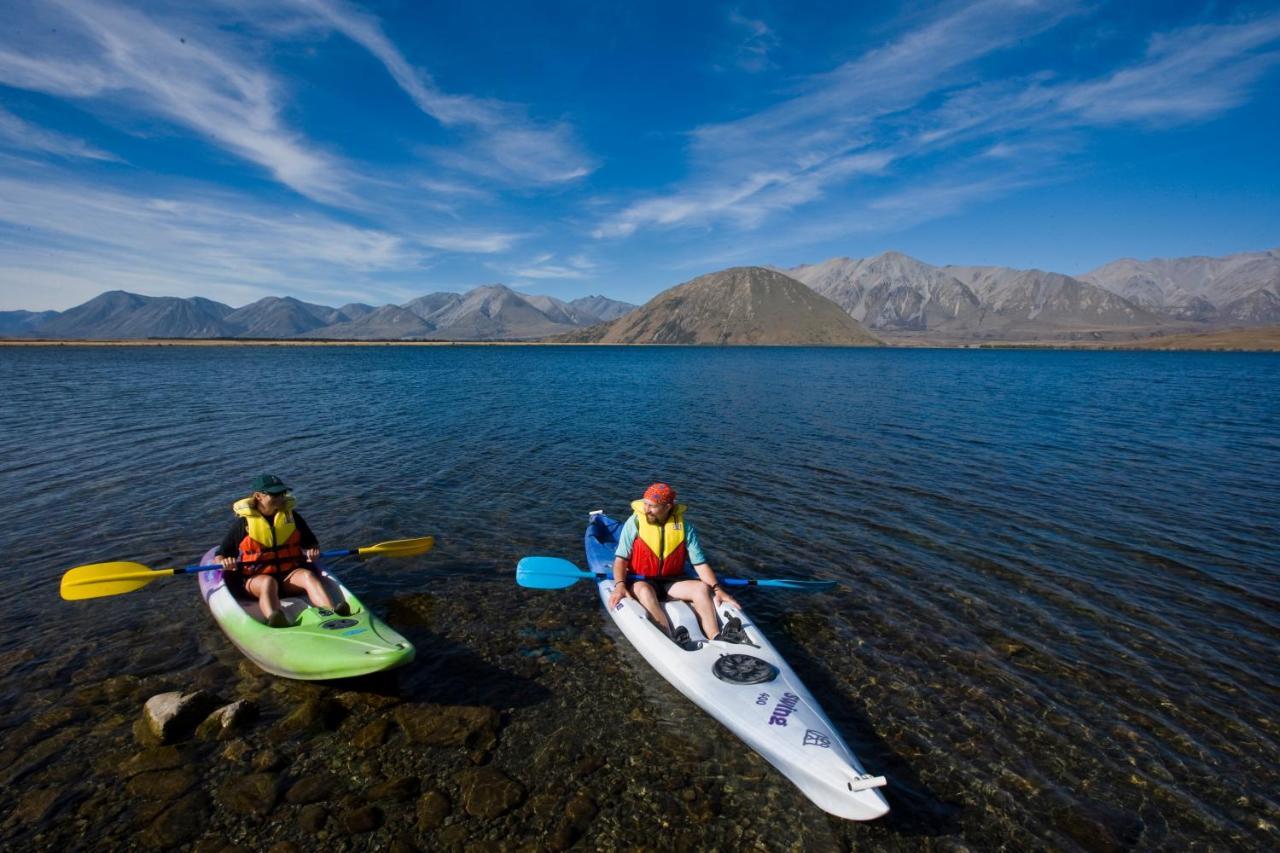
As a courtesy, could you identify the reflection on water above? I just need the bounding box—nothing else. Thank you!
[0,345,1276,848]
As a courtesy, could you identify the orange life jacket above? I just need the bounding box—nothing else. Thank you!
[232,496,304,575]
[627,499,689,578]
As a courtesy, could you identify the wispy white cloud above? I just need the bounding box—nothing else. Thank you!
[0,0,352,204]
[284,0,596,186]
[593,4,1280,245]
[497,252,598,280]
[593,150,893,238]
[727,10,779,73]
[0,0,594,206]
[596,0,1080,238]
[0,164,519,308]
[1056,17,1280,125]
[425,124,594,186]
[0,105,121,161]
[417,230,523,254]
[675,161,1056,274]
[911,15,1280,148]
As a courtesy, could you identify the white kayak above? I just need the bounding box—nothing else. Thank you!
[585,511,889,821]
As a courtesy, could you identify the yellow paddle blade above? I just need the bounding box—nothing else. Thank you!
[356,536,435,558]
[60,561,177,600]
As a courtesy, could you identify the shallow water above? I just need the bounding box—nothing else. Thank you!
[0,345,1276,849]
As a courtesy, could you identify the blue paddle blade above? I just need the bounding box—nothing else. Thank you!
[515,556,596,589]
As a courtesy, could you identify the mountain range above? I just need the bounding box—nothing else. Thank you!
[786,248,1279,341]
[3,247,1275,343]
[1081,249,1280,324]
[2,286,637,341]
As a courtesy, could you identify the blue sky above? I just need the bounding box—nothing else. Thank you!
[0,0,1277,311]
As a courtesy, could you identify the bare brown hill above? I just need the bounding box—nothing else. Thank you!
[575,267,881,345]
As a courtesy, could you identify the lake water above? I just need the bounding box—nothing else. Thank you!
[0,345,1276,849]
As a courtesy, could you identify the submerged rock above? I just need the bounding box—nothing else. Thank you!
[341,804,383,833]
[367,775,419,803]
[456,766,525,818]
[394,704,500,749]
[251,748,286,773]
[142,792,209,848]
[285,773,338,805]
[14,788,62,824]
[196,699,258,740]
[388,836,422,853]
[273,698,340,738]
[220,739,252,763]
[142,691,223,744]
[218,772,281,816]
[297,803,328,833]
[126,768,199,801]
[119,745,186,779]
[333,690,402,713]
[350,718,390,749]
[415,788,451,830]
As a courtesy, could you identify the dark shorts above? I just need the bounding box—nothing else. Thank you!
[222,570,251,600]
[627,577,687,600]
[223,568,310,600]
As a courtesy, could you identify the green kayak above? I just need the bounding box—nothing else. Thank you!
[198,547,415,680]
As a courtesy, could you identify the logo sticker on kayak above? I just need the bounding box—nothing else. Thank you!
[803,729,831,748]
[768,692,800,726]
[321,618,359,630]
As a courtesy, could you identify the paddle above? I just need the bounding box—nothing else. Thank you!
[60,536,435,601]
[515,556,836,591]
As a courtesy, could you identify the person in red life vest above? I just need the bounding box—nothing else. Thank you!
[607,482,743,646]
[214,474,346,628]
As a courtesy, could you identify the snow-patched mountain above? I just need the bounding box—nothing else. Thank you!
[786,252,981,331]
[1082,249,1280,323]
[576,267,881,345]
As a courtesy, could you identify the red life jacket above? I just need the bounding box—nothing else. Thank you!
[233,496,305,576]
[627,499,689,578]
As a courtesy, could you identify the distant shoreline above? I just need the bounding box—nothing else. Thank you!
[3,326,1278,351]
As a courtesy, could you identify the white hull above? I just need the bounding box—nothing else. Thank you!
[590,522,888,820]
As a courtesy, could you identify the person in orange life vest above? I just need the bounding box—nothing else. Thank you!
[607,483,741,644]
[214,474,344,628]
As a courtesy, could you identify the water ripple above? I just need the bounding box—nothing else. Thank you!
[1,345,1276,848]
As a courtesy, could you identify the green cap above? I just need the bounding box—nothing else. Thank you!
[250,474,290,494]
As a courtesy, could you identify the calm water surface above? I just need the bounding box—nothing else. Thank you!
[0,345,1276,850]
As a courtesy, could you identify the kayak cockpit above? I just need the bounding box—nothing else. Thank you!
[230,574,351,627]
